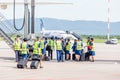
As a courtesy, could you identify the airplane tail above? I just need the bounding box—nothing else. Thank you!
[40,19,45,31]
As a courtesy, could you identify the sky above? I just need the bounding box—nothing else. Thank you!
[0,0,120,22]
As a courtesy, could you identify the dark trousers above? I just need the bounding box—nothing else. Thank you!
[15,50,21,61]
[48,49,53,60]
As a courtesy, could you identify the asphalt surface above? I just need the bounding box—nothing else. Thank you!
[0,41,120,80]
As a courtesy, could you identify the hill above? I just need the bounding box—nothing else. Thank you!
[9,18,120,35]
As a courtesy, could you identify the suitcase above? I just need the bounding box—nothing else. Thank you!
[44,56,50,61]
[80,52,85,61]
[30,61,40,69]
[17,59,28,68]
[85,52,90,61]
[28,52,33,61]
[32,54,40,61]
[72,54,76,60]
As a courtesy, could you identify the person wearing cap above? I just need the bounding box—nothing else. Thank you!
[20,38,29,60]
[89,38,95,62]
[40,37,47,60]
[85,37,91,52]
[75,38,83,61]
[61,38,66,62]
[48,37,54,60]
[65,39,71,60]
[33,36,43,68]
[13,35,21,62]
[55,37,62,62]
[72,39,77,53]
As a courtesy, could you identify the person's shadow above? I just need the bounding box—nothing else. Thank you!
[0,56,14,61]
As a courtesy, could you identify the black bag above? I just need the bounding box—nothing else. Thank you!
[30,61,40,69]
[46,45,51,51]
[44,56,50,61]
[72,54,76,60]
[17,59,28,68]
[85,52,90,61]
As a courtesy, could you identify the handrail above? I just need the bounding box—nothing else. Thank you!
[0,28,13,45]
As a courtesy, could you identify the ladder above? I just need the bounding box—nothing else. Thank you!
[0,12,19,48]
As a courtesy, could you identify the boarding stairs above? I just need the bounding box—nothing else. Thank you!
[71,32,82,40]
[0,12,19,48]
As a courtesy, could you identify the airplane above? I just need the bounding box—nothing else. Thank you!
[39,19,81,40]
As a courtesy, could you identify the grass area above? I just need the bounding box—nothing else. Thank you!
[82,38,120,43]
[0,34,120,43]
[82,38,106,43]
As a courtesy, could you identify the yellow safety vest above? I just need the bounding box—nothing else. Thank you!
[76,41,82,50]
[56,40,62,50]
[91,42,95,51]
[14,41,20,50]
[49,40,54,50]
[33,41,42,55]
[40,40,44,49]
[21,42,27,54]
[66,42,71,51]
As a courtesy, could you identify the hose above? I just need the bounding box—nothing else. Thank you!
[13,0,25,31]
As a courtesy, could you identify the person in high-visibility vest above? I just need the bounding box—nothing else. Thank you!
[72,39,77,53]
[20,38,29,60]
[61,38,65,62]
[65,39,71,60]
[89,38,95,62]
[56,37,62,62]
[75,38,83,61]
[87,37,91,52]
[13,36,21,62]
[33,37,43,68]
[40,37,46,59]
[48,37,54,60]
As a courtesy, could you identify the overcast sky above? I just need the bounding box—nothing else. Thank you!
[0,0,120,22]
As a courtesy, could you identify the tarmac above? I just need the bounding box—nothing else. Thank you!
[0,41,120,80]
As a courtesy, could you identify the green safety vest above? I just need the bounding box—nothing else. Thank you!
[56,40,62,50]
[66,42,71,51]
[21,42,27,54]
[40,40,44,49]
[87,41,90,46]
[49,40,54,50]
[14,41,20,50]
[76,41,82,50]
[33,41,39,54]
[91,42,95,51]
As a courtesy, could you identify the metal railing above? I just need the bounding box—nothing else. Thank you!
[0,12,20,47]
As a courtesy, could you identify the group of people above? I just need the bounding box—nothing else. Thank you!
[85,37,95,62]
[13,35,95,68]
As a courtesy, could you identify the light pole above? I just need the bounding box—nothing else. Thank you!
[31,0,35,39]
[107,0,110,40]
